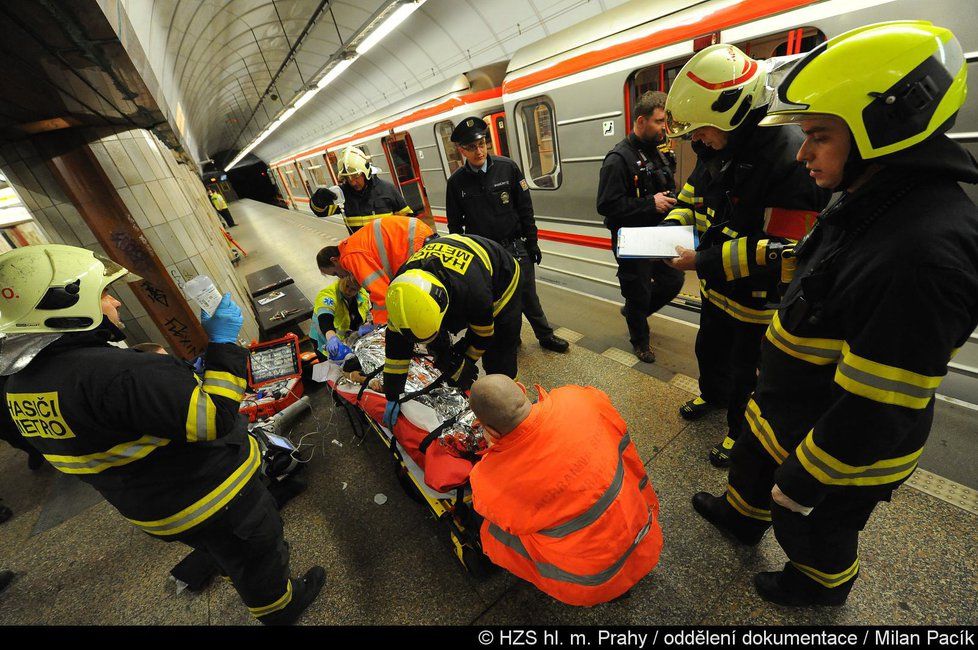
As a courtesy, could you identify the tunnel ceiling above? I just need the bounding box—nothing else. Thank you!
[108,0,632,165]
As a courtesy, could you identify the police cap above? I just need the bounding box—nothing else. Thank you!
[450,116,488,145]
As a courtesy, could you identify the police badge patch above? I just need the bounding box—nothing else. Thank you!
[519,179,528,191]
[466,119,474,127]
[499,191,510,205]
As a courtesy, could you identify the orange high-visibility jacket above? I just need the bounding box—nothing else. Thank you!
[337,216,434,325]
[470,385,662,606]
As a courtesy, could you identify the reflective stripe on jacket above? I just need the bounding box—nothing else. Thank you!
[342,176,412,233]
[338,216,433,325]
[470,385,662,606]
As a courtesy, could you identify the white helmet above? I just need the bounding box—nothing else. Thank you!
[337,146,372,179]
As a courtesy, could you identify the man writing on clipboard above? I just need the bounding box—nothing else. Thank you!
[598,91,685,364]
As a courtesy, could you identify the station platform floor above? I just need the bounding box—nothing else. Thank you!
[0,199,974,625]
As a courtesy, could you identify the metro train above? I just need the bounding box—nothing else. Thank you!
[268,0,978,309]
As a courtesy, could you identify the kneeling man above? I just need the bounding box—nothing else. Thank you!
[468,375,662,606]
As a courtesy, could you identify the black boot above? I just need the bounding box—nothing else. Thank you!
[754,568,850,607]
[0,505,12,525]
[0,570,14,594]
[692,492,767,545]
[259,566,326,625]
[539,334,569,353]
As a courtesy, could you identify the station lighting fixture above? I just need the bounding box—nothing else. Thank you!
[226,0,426,169]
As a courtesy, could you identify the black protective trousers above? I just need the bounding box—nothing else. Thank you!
[610,230,684,348]
[517,255,555,340]
[695,297,767,438]
[726,432,888,600]
[180,477,292,619]
[482,293,524,380]
[218,208,236,227]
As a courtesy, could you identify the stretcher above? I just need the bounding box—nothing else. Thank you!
[321,331,492,577]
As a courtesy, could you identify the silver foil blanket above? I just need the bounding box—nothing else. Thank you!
[347,327,487,457]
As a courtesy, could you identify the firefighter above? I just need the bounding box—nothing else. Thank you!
[316,215,434,325]
[446,117,569,354]
[310,274,371,360]
[0,245,325,624]
[663,44,829,466]
[380,234,521,428]
[310,187,340,217]
[336,146,416,234]
[468,374,662,606]
[597,91,686,363]
[208,189,236,227]
[693,21,978,606]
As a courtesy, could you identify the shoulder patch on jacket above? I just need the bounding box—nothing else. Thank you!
[519,179,528,191]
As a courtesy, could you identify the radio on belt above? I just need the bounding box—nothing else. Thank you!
[239,333,304,422]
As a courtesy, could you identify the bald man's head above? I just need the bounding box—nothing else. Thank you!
[469,374,532,437]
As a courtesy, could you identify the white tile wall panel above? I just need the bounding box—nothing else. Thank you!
[146,179,177,220]
[90,143,128,190]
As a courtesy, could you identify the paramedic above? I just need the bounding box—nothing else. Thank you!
[310,274,371,360]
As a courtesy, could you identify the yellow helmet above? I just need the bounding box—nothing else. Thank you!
[337,146,372,179]
[0,244,129,334]
[386,269,448,342]
[666,44,767,137]
[760,21,967,159]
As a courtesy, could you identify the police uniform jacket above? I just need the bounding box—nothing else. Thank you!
[445,155,538,247]
[3,328,257,539]
[746,136,978,510]
[383,234,520,401]
[343,175,412,232]
[596,133,676,231]
[663,109,829,324]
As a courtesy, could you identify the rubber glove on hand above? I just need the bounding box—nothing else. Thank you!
[357,322,375,337]
[325,335,341,358]
[201,293,243,344]
[382,401,401,428]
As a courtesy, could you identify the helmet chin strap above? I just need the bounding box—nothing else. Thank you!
[96,315,127,343]
[837,131,869,192]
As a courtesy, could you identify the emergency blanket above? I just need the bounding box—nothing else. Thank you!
[323,328,486,492]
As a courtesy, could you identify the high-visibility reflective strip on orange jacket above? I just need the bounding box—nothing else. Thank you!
[470,385,662,606]
[337,216,434,325]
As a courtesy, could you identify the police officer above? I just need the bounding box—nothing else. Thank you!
[693,21,978,606]
[0,245,324,624]
[597,91,686,363]
[663,44,828,467]
[380,234,522,428]
[445,117,569,354]
[336,146,414,234]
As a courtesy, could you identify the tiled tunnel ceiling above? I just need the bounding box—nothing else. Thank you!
[112,0,631,165]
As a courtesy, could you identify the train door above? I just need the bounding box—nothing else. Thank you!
[381,132,431,221]
[483,112,509,157]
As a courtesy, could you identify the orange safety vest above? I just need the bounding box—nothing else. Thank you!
[337,216,433,325]
[470,385,662,606]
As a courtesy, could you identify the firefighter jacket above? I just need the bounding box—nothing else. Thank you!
[209,193,228,211]
[597,133,677,231]
[342,175,412,232]
[663,109,829,324]
[744,136,978,512]
[310,281,370,353]
[3,328,257,539]
[383,234,519,401]
[445,155,538,246]
[471,385,662,606]
[337,216,434,325]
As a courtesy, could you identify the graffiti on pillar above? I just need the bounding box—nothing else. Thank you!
[109,230,151,273]
[163,317,195,353]
[140,280,169,307]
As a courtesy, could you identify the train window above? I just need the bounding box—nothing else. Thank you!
[282,166,306,197]
[741,27,825,59]
[515,97,560,190]
[434,120,463,178]
[302,159,330,187]
[484,112,510,158]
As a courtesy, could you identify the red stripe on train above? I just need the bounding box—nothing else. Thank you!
[432,216,612,250]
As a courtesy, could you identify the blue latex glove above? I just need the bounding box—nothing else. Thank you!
[383,401,401,429]
[201,293,243,344]
[330,342,353,362]
[325,335,341,357]
[357,322,374,337]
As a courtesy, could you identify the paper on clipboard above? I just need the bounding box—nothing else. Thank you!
[616,225,695,259]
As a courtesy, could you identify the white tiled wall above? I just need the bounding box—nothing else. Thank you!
[0,128,258,349]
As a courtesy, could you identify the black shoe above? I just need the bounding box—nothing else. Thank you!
[679,397,717,421]
[633,344,656,363]
[754,570,849,607]
[691,492,766,546]
[539,334,569,353]
[0,505,12,525]
[709,435,735,468]
[260,566,326,625]
[0,570,14,594]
